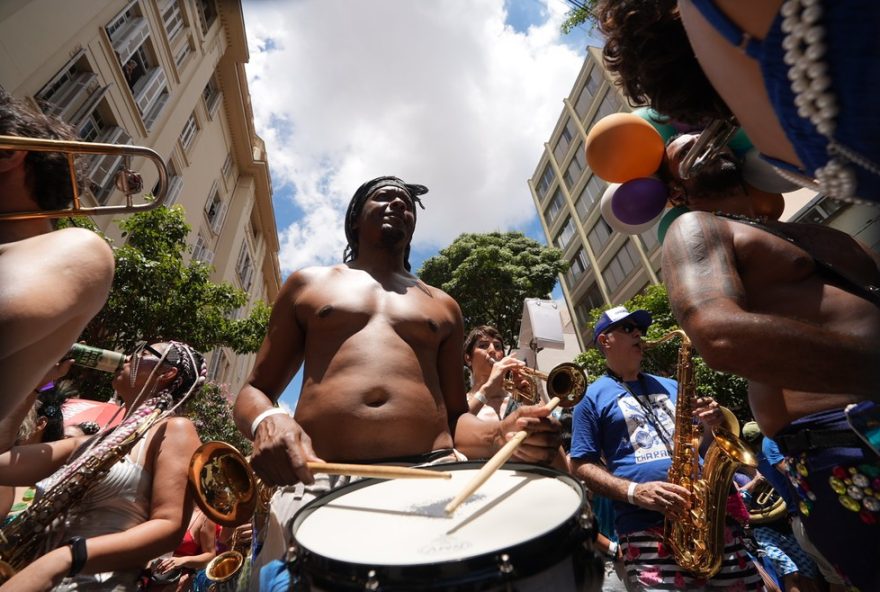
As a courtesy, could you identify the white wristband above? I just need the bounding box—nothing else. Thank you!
[250,408,288,438]
[473,390,488,405]
[627,481,638,505]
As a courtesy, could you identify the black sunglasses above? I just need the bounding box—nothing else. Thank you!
[609,322,642,335]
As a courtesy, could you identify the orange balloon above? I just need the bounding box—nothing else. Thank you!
[746,184,785,220]
[585,113,665,183]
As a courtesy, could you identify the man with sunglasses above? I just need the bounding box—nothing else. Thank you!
[570,306,764,591]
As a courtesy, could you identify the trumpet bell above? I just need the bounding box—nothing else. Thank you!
[0,135,167,220]
[189,441,257,527]
[546,362,588,408]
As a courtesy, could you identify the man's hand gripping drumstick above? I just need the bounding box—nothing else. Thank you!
[445,383,584,515]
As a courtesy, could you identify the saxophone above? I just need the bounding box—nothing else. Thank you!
[650,330,757,579]
[0,397,170,583]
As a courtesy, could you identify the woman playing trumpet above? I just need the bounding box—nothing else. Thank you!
[463,325,569,471]
[463,325,528,420]
[0,341,205,592]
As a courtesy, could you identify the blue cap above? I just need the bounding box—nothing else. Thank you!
[592,306,653,344]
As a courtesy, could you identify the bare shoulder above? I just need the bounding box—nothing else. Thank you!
[151,416,199,449]
[279,265,342,299]
[663,211,734,261]
[417,278,461,313]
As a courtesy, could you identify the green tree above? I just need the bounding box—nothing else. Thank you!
[418,232,568,350]
[182,382,252,455]
[561,1,599,35]
[574,284,751,421]
[60,206,270,401]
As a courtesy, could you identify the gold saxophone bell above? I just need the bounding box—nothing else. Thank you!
[502,362,588,408]
[0,135,168,220]
[205,549,245,592]
[189,441,260,527]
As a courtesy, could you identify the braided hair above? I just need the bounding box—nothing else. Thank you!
[342,176,427,271]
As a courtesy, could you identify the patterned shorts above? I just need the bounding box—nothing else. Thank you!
[752,525,818,580]
[618,525,765,591]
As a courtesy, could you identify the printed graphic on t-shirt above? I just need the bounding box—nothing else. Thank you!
[617,393,675,464]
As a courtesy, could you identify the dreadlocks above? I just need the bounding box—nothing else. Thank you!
[342,176,428,271]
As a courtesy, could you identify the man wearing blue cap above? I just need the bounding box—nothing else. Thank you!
[570,306,764,590]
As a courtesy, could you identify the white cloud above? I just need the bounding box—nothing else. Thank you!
[243,0,585,274]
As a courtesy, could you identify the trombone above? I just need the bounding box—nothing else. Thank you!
[0,135,167,220]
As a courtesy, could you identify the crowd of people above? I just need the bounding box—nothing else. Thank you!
[2,1,879,589]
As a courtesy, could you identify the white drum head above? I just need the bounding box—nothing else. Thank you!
[294,466,583,566]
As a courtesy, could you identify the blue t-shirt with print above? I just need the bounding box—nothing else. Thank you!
[571,372,678,534]
[759,436,796,514]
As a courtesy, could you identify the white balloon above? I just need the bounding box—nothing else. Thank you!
[600,183,664,235]
[742,149,801,193]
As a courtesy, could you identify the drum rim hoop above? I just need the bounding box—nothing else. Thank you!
[287,461,592,589]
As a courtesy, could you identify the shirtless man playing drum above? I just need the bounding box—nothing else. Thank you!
[661,133,880,589]
[233,176,561,583]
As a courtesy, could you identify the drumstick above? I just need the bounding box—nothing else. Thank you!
[444,396,560,515]
[307,462,451,480]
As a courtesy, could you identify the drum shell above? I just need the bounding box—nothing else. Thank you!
[287,462,604,591]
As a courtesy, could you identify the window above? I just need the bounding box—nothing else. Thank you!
[154,159,183,207]
[574,80,593,119]
[576,283,606,326]
[554,217,576,251]
[603,240,642,293]
[536,165,555,199]
[204,185,227,234]
[192,233,214,264]
[162,0,185,41]
[179,112,199,151]
[196,0,218,35]
[106,4,168,121]
[641,225,660,251]
[208,349,228,382]
[586,67,604,97]
[564,141,585,188]
[106,2,138,39]
[544,189,564,225]
[575,175,605,220]
[587,217,613,254]
[553,119,576,164]
[174,36,193,69]
[566,247,590,288]
[203,75,221,116]
[36,54,106,127]
[222,152,234,179]
[237,242,254,291]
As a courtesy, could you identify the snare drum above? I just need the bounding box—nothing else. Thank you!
[287,462,603,591]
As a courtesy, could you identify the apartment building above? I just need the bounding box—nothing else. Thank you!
[530,46,880,350]
[529,47,661,350]
[0,0,281,395]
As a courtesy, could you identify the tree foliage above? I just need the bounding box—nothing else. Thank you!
[59,206,270,401]
[418,232,568,351]
[561,1,599,35]
[574,284,751,422]
[182,382,252,456]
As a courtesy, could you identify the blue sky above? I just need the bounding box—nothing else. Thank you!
[240,1,599,411]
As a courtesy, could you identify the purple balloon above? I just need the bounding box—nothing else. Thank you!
[611,177,668,225]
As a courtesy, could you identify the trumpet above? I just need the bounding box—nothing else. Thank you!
[677,118,739,180]
[501,362,588,407]
[0,135,167,220]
